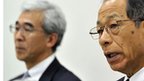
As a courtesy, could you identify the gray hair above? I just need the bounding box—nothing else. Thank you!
[21,0,66,52]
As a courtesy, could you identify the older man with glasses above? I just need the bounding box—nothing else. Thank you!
[89,0,144,81]
[9,0,81,81]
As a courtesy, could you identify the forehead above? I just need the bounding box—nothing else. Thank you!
[18,10,44,25]
[98,0,128,24]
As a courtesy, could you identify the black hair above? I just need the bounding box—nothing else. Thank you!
[126,0,144,27]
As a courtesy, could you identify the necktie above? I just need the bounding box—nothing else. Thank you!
[126,79,129,81]
[21,71,30,80]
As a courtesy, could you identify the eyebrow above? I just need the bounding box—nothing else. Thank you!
[15,21,19,25]
[106,13,121,20]
[96,12,122,25]
[96,20,101,25]
[15,21,34,28]
[25,23,34,28]
[107,15,117,19]
[97,14,121,25]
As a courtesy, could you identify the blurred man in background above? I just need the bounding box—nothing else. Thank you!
[9,0,81,81]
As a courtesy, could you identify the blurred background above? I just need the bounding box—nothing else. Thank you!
[4,0,124,81]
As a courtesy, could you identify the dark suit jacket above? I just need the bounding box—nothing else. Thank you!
[10,58,81,81]
[117,77,125,81]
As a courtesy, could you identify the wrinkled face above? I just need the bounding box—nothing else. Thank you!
[98,0,144,75]
[15,11,49,62]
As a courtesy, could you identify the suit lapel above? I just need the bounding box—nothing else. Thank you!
[39,58,61,81]
[9,74,24,81]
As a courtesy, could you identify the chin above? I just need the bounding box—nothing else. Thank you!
[17,56,25,61]
[108,57,128,72]
[16,53,27,61]
[109,62,127,73]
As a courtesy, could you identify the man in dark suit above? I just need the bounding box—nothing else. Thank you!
[89,0,144,81]
[9,0,81,81]
[10,58,80,81]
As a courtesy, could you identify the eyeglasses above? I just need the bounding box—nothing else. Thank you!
[89,20,135,40]
[10,24,43,35]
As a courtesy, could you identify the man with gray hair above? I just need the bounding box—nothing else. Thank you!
[9,0,81,81]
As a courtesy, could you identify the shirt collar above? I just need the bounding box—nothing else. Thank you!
[124,67,144,81]
[130,67,144,81]
[123,75,129,81]
[27,54,55,80]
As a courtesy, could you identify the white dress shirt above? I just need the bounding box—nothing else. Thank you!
[22,54,55,81]
[124,67,144,81]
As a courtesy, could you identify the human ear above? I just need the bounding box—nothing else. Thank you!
[46,33,58,48]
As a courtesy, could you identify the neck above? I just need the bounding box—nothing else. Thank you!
[126,65,144,78]
[25,51,53,69]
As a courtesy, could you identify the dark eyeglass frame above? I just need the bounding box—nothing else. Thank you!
[89,19,143,40]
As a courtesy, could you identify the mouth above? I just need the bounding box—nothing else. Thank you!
[16,47,26,52]
[105,52,122,64]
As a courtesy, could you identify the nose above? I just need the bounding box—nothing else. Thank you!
[99,29,112,48]
[15,30,25,41]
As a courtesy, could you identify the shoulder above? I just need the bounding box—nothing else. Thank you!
[40,58,81,81]
[9,74,24,81]
[53,65,81,81]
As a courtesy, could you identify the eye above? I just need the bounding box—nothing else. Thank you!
[97,28,104,35]
[108,23,120,34]
[109,23,120,29]
[24,24,33,32]
[15,25,20,31]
